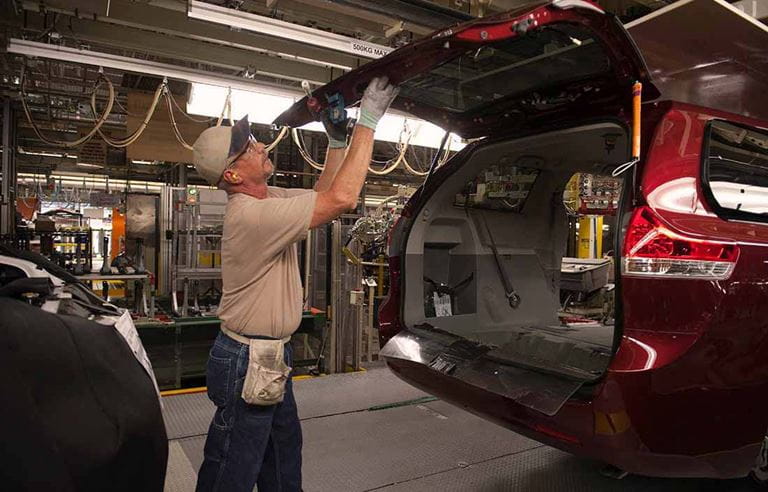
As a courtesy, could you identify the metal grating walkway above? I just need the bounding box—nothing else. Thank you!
[164,365,754,491]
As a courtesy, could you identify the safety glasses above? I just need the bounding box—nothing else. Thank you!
[228,135,258,164]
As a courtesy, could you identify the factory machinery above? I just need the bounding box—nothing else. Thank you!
[559,172,622,323]
[6,191,153,315]
[161,186,225,318]
[329,187,414,371]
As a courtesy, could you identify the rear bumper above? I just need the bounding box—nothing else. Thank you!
[384,356,761,480]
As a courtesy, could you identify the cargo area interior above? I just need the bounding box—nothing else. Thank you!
[402,122,628,382]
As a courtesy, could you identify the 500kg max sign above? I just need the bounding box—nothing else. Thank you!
[349,41,392,58]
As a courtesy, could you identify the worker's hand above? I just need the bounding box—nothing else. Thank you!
[321,110,355,149]
[358,76,399,130]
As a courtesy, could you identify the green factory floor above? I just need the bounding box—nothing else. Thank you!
[162,366,755,492]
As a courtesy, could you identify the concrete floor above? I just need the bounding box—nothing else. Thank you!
[163,365,757,492]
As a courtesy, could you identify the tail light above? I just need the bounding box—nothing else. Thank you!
[622,206,739,279]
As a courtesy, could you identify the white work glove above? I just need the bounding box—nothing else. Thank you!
[357,76,399,131]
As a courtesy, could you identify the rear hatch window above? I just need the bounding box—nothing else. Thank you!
[400,24,609,114]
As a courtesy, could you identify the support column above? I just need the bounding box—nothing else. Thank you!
[329,220,342,373]
[178,163,187,187]
[577,215,603,259]
[1,98,17,237]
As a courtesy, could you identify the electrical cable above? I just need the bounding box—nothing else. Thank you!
[401,154,429,176]
[20,64,115,148]
[112,95,144,118]
[367,124,410,175]
[370,141,404,165]
[265,126,288,152]
[291,128,325,171]
[164,86,195,151]
[368,121,414,174]
[402,134,453,176]
[24,63,285,154]
[92,78,166,148]
[367,146,406,175]
[216,88,233,127]
[292,127,409,175]
[166,88,287,152]
[373,195,400,215]
[165,89,213,123]
[612,158,639,177]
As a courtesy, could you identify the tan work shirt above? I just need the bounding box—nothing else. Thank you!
[218,187,317,338]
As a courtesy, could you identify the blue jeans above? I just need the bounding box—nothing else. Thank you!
[196,332,302,492]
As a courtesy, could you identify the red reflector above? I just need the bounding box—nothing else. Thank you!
[532,424,580,444]
[622,207,739,279]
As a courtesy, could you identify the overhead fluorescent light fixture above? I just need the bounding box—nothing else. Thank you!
[7,38,302,97]
[188,83,302,127]
[18,172,165,192]
[18,149,77,159]
[187,0,393,59]
[187,83,465,151]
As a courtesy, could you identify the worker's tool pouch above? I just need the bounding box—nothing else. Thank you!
[241,337,292,406]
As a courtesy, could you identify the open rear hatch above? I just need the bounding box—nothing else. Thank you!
[274,0,655,416]
[274,0,657,138]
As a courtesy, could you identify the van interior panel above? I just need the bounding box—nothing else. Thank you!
[398,122,629,391]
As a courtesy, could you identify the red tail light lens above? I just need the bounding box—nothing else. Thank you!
[622,207,739,279]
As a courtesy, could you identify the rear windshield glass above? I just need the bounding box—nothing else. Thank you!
[399,24,610,113]
[704,120,768,219]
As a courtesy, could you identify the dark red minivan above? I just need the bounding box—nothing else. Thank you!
[276,0,768,482]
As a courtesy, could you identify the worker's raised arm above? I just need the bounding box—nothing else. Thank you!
[314,110,354,192]
[310,77,398,228]
[313,147,345,193]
